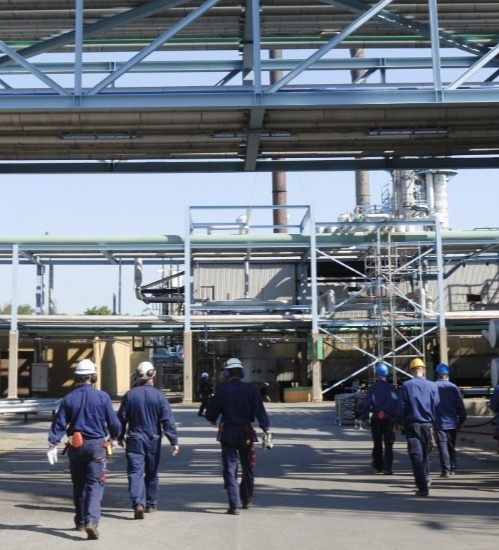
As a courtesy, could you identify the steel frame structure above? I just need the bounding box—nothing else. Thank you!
[1,205,499,400]
[0,1,499,171]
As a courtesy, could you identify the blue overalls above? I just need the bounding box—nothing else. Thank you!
[434,379,467,475]
[361,379,399,473]
[118,383,178,511]
[397,376,439,494]
[48,384,121,529]
[205,379,269,511]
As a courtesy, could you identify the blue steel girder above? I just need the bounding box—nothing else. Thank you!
[87,0,222,95]
[0,1,498,169]
[324,0,491,59]
[0,0,192,69]
[0,1,498,96]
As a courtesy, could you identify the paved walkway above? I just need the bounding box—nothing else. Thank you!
[0,402,498,549]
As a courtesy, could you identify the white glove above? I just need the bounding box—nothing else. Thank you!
[262,431,274,450]
[47,446,58,465]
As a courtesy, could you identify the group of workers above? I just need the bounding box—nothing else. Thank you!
[361,357,490,497]
[47,356,270,540]
[47,358,180,539]
[45,352,498,540]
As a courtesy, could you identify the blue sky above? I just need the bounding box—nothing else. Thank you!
[0,167,496,315]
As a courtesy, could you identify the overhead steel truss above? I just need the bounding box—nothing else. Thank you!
[1,1,499,171]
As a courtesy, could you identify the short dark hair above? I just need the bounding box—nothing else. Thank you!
[74,373,97,384]
[229,368,243,379]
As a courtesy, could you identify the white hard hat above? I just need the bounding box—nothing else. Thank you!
[201,372,209,378]
[224,357,243,369]
[136,361,156,379]
[75,359,96,375]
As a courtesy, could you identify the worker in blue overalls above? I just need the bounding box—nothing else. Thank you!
[434,363,467,477]
[397,358,439,497]
[48,359,121,540]
[205,357,270,515]
[118,361,179,519]
[361,362,399,475]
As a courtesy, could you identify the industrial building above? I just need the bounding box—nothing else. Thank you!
[0,3,499,402]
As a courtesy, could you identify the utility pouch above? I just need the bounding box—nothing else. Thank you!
[216,425,224,442]
[71,431,84,448]
[242,424,257,444]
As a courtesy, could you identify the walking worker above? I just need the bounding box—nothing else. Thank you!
[491,382,499,415]
[118,361,179,519]
[361,362,399,475]
[205,357,270,515]
[47,359,121,540]
[434,363,467,477]
[489,382,499,450]
[397,357,439,497]
[197,372,214,416]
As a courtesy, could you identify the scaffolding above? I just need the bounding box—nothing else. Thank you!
[316,219,445,393]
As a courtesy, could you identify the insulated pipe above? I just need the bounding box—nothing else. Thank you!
[425,171,435,211]
[433,170,457,230]
[0,229,498,248]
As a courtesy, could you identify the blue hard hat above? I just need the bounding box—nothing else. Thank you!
[436,363,450,376]
[375,363,389,377]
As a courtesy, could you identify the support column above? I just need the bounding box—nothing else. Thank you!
[435,219,449,366]
[183,330,193,403]
[7,244,19,399]
[439,326,449,366]
[7,330,19,398]
[311,329,323,402]
[93,337,102,390]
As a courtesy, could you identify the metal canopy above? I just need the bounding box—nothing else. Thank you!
[1,1,499,172]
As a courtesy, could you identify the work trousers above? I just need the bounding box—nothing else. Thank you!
[68,438,106,528]
[126,435,162,509]
[219,424,256,510]
[405,423,433,492]
[370,416,396,472]
[434,428,457,475]
[198,396,211,416]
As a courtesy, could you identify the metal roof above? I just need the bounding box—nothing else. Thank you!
[1,1,499,172]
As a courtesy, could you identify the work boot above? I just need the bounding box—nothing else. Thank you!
[84,521,99,540]
[134,504,145,520]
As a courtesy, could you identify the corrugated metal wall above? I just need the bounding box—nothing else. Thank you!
[426,263,499,311]
[194,263,296,302]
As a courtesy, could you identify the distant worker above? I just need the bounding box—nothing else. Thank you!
[397,358,439,497]
[118,361,179,519]
[491,382,499,415]
[48,359,121,540]
[361,362,399,475]
[434,363,467,477]
[197,372,214,416]
[490,382,499,452]
[205,357,270,515]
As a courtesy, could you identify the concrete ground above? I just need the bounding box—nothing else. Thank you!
[0,402,498,550]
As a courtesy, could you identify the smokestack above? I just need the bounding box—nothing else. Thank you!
[270,49,287,233]
[350,49,370,208]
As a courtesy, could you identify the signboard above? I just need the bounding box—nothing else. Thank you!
[31,363,49,392]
